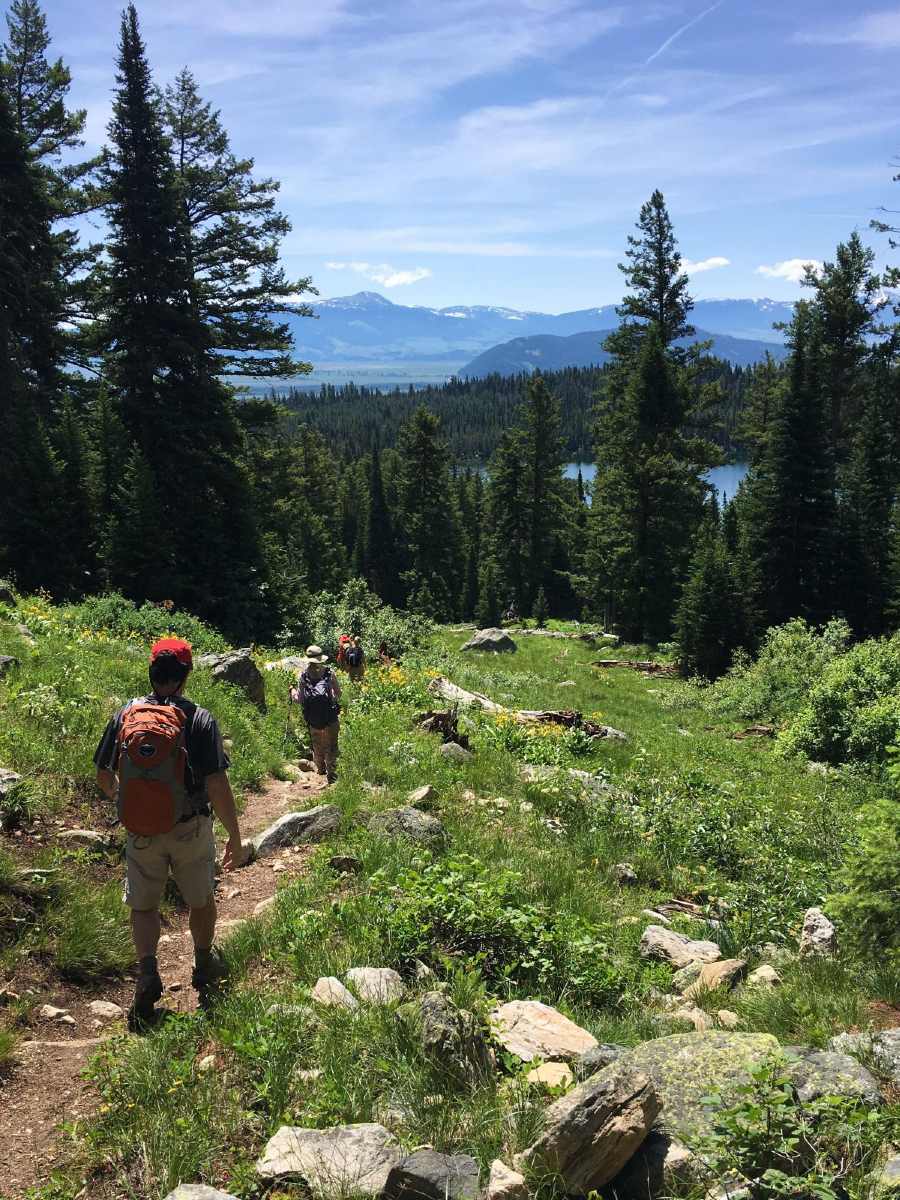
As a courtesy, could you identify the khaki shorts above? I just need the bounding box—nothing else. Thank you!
[124,814,216,911]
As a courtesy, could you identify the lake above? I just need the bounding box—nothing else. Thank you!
[565,462,748,500]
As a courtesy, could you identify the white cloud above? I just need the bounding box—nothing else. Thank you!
[682,255,730,274]
[756,258,824,284]
[798,10,900,49]
[326,261,433,288]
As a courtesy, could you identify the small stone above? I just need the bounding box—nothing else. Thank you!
[439,741,473,763]
[408,784,437,807]
[461,628,517,653]
[611,862,638,886]
[642,908,670,925]
[257,1123,402,1192]
[672,961,704,993]
[828,1029,900,1086]
[163,1186,240,1200]
[311,976,358,1010]
[345,967,405,1005]
[294,1067,323,1083]
[491,1000,597,1063]
[281,764,305,782]
[799,907,837,958]
[669,1005,712,1032]
[683,958,747,1000]
[197,1054,216,1072]
[254,896,276,916]
[746,964,782,989]
[384,1149,480,1200]
[39,1004,70,1022]
[486,1159,528,1200]
[785,1046,882,1106]
[369,806,447,850]
[250,805,342,859]
[196,647,266,709]
[88,1000,124,1021]
[717,1009,741,1030]
[272,863,287,873]
[527,1062,574,1089]
[639,925,722,970]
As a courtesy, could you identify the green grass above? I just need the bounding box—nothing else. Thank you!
[3,607,897,1199]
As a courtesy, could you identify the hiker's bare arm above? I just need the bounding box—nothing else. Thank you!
[331,675,342,701]
[206,771,244,869]
[97,767,117,801]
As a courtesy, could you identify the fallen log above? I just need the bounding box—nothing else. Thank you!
[427,676,505,712]
[592,659,678,677]
[426,678,627,740]
[733,724,775,740]
[415,708,471,748]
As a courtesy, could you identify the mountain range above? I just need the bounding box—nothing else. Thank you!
[283,292,794,372]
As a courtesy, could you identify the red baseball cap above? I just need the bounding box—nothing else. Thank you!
[149,637,193,668]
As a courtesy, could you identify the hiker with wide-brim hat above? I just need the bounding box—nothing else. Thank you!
[297,645,341,782]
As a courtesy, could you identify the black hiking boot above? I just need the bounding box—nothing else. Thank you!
[192,946,229,1010]
[127,969,163,1031]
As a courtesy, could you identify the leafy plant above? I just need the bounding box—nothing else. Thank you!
[829,792,900,960]
[52,880,133,981]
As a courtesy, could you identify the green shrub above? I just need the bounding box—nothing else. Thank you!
[706,618,851,724]
[305,579,433,660]
[779,634,900,764]
[829,794,900,960]
[61,593,228,652]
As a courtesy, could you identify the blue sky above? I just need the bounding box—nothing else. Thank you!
[41,0,900,311]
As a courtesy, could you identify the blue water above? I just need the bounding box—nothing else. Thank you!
[565,462,748,501]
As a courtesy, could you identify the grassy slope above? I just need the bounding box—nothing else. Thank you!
[2,611,896,1197]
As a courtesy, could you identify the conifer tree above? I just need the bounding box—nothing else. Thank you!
[361,445,400,605]
[52,397,97,595]
[476,558,502,628]
[104,446,168,603]
[0,396,66,593]
[675,512,744,679]
[162,66,314,379]
[487,428,530,611]
[532,586,549,629]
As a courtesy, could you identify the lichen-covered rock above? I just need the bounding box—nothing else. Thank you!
[575,1043,628,1079]
[0,655,19,679]
[590,1032,779,1142]
[256,1123,401,1193]
[491,1000,598,1063]
[439,741,473,763]
[516,1066,659,1193]
[384,1150,480,1200]
[197,648,266,709]
[0,767,22,804]
[639,926,722,970]
[784,1046,882,1106]
[828,1029,900,1086]
[461,628,517,653]
[419,991,492,1082]
[611,862,638,886]
[799,907,837,957]
[250,806,341,858]
[607,1131,698,1200]
[368,806,447,850]
[876,1154,900,1194]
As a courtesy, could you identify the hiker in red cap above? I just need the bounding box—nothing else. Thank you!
[94,637,245,1027]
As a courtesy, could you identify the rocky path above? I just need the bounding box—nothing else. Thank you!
[0,772,328,1199]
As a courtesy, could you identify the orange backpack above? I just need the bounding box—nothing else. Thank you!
[116,702,190,835]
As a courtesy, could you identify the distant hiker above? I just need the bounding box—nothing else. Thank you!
[297,645,341,782]
[336,633,352,670]
[378,640,392,666]
[346,635,366,682]
[94,637,244,1027]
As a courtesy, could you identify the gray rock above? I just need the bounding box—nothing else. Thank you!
[575,1043,628,1079]
[672,962,704,993]
[746,964,782,989]
[784,1046,882,1106]
[197,648,266,709]
[828,1029,900,1085]
[439,741,473,763]
[311,977,359,1010]
[345,967,404,1005]
[461,628,517,653]
[368,806,447,850]
[0,655,19,679]
[639,926,722,970]
[14,623,34,643]
[250,805,341,858]
[257,1123,402,1194]
[516,1066,659,1193]
[0,768,22,803]
[682,959,747,1000]
[264,654,312,673]
[607,1131,698,1200]
[419,991,492,1083]
[485,1159,528,1200]
[590,1032,779,1142]
[799,907,837,958]
[407,784,437,808]
[0,582,15,604]
[88,1000,124,1020]
[491,1000,598,1063]
[163,1188,240,1200]
[384,1150,479,1200]
[877,1154,900,1193]
[612,862,638,886]
[58,828,105,849]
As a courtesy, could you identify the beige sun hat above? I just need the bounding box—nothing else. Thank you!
[305,645,329,664]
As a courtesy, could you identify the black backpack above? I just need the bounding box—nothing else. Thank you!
[346,645,363,667]
[298,668,340,729]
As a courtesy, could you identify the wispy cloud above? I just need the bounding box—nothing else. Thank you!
[797,10,900,49]
[756,259,823,284]
[682,255,730,274]
[326,261,433,288]
[643,0,726,66]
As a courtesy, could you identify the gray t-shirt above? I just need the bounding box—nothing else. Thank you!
[93,694,229,802]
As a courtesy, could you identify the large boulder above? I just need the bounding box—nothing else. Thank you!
[591,1032,779,1143]
[0,768,22,804]
[516,1066,659,1193]
[799,906,837,957]
[877,1155,900,1194]
[368,806,447,850]
[197,648,266,709]
[461,628,517,653]
[829,1029,900,1086]
[576,1043,628,1079]
[607,1131,697,1200]
[384,1150,479,1200]
[256,1123,402,1193]
[419,991,492,1083]
[0,655,19,680]
[250,806,341,858]
[491,1000,598,1063]
[639,926,722,970]
[784,1046,882,1106]
[265,654,311,674]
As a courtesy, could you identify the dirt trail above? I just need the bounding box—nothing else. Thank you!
[0,773,328,1199]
